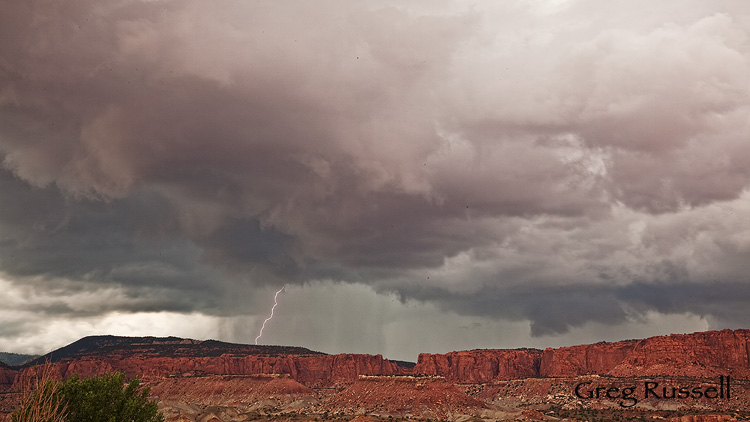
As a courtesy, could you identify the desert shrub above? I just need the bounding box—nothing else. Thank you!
[11,364,67,422]
[57,371,163,422]
[12,370,163,422]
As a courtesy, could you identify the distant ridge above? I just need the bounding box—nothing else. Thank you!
[0,352,37,367]
[22,335,325,367]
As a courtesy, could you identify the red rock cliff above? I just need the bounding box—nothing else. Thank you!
[413,349,542,383]
[414,329,750,381]
[0,363,17,387]
[539,340,637,377]
[609,329,750,377]
[31,353,406,388]
[541,329,750,378]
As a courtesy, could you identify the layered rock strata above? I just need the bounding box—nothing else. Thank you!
[413,349,542,383]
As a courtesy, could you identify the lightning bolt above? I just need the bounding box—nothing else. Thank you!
[255,286,285,345]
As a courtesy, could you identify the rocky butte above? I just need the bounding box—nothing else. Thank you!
[1,329,749,421]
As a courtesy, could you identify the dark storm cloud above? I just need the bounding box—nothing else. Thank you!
[1,0,750,339]
[393,280,629,337]
[0,168,222,312]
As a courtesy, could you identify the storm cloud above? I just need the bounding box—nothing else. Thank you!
[1,0,749,357]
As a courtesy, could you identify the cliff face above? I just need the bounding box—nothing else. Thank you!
[413,349,542,383]
[609,329,750,378]
[540,329,750,378]
[36,353,406,388]
[0,363,17,387]
[539,340,638,377]
[412,329,750,382]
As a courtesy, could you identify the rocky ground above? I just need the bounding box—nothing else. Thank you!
[144,374,750,422]
[3,373,749,421]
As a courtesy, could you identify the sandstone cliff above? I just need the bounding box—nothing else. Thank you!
[412,329,750,382]
[0,363,16,386]
[608,329,750,378]
[539,340,637,377]
[536,329,750,378]
[413,349,542,383]
[30,353,406,388]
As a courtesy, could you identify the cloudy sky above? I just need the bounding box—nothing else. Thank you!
[1,0,749,362]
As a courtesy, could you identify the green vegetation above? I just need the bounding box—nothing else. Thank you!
[57,372,163,422]
[12,369,164,422]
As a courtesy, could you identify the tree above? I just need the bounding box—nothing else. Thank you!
[57,372,164,422]
[12,369,164,422]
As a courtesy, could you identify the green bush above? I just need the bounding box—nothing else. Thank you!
[57,372,164,422]
[12,370,164,422]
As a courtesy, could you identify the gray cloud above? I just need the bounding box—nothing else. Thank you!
[1,0,750,354]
